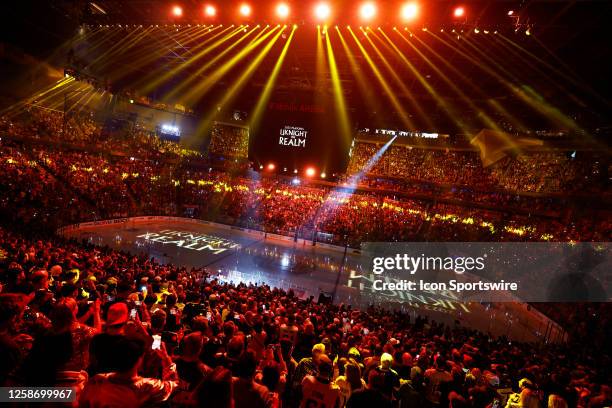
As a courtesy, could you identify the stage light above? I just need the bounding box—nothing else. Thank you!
[239,3,252,17]
[293,169,298,174]
[320,172,326,179]
[314,3,331,20]
[360,2,377,20]
[453,6,465,18]
[172,5,183,17]
[507,10,514,16]
[276,3,290,19]
[267,163,275,171]
[400,2,418,21]
[305,167,316,177]
[204,5,216,17]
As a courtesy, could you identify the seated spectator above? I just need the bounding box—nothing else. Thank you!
[505,378,541,408]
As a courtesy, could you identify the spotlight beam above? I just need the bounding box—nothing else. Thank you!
[133,25,229,91]
[363,27,433,130]
[249,26,297,134]
[2,77,74,116]
[404,30,517,132]
[181,26,280,106]
[110,26,201,82]
[164,26,262,102]
[84,28,148,70]
[140,25,243,95]
[98,25,195,76]
[458,34,581,131]
[347,27,416,130]
[195,27,287,139]
[335,27,381,126]
[377,28,467,133]
[493,34,604,107]
[325,29,353,154]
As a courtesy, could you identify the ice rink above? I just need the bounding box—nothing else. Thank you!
[60,217,565,342]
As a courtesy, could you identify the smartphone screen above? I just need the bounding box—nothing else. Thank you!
[152,335,161,350]
[130,309,137,319]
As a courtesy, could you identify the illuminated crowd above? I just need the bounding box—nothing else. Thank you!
[0,131,609,245]
[0,227,610,407]
[0,108,610,408]
[347,141,605,194]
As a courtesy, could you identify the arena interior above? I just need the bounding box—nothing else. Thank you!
[0,1,610,407]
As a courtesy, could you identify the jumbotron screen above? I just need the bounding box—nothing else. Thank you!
[250,90,349,176]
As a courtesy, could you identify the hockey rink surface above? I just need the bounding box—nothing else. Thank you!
[59,217,564,342]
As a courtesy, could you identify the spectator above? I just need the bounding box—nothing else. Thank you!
[233,350,273,408]
[79,336,178,407]
[300,354,341,408]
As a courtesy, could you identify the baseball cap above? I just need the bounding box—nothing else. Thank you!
[107,302,128,326]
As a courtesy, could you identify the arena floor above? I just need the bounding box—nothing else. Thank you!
[60,218,564,343]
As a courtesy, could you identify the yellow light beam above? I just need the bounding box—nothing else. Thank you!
[181,26,280,107]
[423,31,532,132]
[494,33,607,108]
[84,26,150,70]
[0,77,75,116]
[163,25,263,102]
[364,28,434,132]
[325,29,353,153]
[140,25,244,95]
[195,27,287,139]
[249,26,297,134]
[107,25,208,83]
[458,33,582,131]
[347,27,416,130]
[392,29,503,134]
[336,27,382,127]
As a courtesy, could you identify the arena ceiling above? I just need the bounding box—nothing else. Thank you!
[1,0,610,132]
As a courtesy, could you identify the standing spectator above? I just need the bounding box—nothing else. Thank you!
[79,336,178,407]
[233,350,273,408]
[346,369,393,408]
[424,356,453,407]
[335,360,366,407]
[375,353,400,401]
[300,354,341,408]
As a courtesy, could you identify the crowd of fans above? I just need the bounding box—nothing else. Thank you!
[1,138,609,245]
[4,139,609,244]
[1,107,203,160]
[0,102,610,408]
[209,122,250,160]
[347,141,607,194]
[0,226,610,407]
